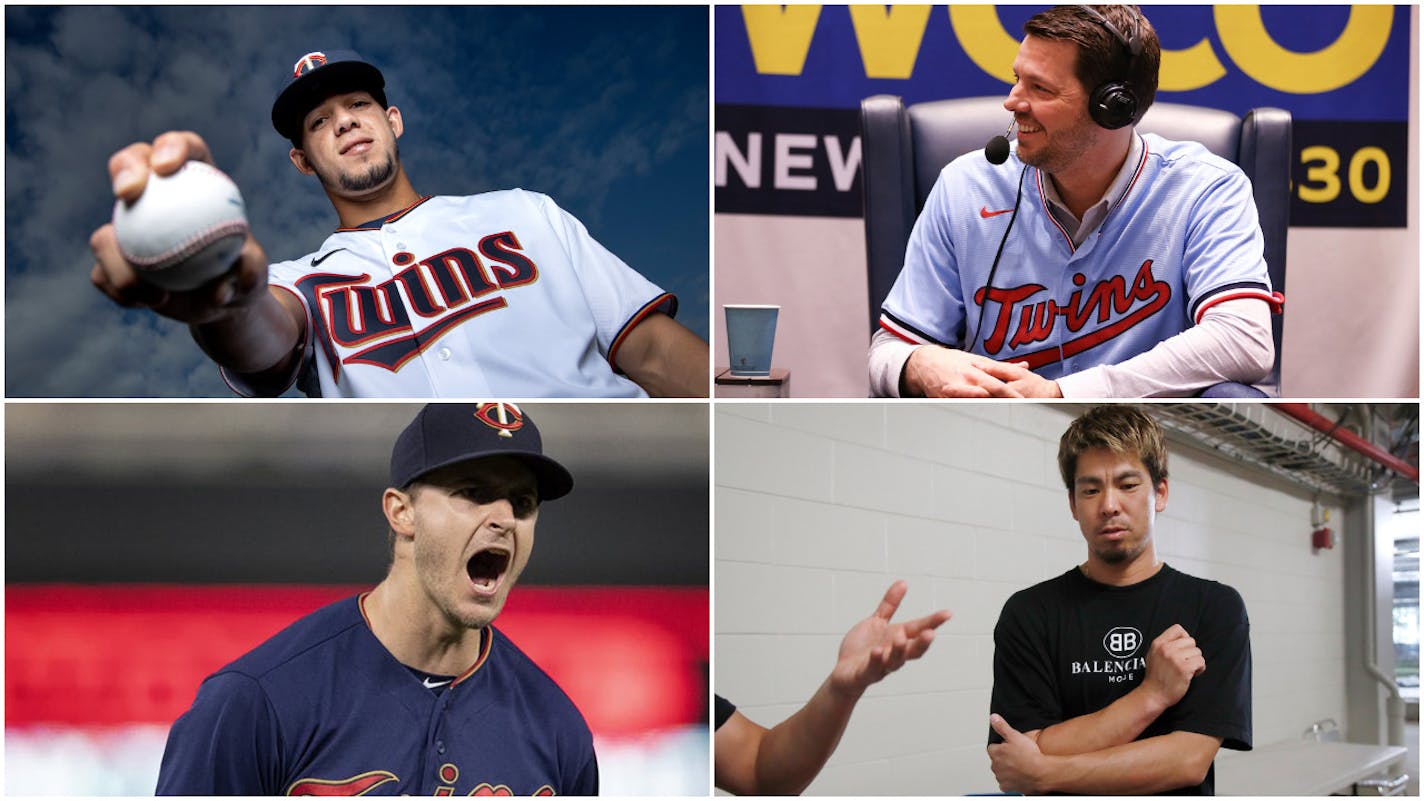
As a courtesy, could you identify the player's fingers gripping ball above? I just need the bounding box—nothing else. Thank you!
[111,161,249,291]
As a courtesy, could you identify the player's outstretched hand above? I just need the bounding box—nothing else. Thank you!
[828,580,952,699]
[90,131,268,325]
[904,345,1029,398]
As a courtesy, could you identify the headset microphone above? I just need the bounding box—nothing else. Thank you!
[984,120,1016,165]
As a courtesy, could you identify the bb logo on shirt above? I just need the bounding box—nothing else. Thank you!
[1103,626,1142,659]
[1070,625,1146,683]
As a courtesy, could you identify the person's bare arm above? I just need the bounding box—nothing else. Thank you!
[714,582,952,795]
[990,715,1222,795]
[612,312,708,397]
[1034,624,1205,755]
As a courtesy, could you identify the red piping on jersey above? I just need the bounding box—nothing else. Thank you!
[451,626,494,687]
[878,317,927,346]
[1036,170,1076,253]
[356,592,493,687]
[607,293,675,372]
[335,196,435,232]
[1194,290,1285,324]
[1034,136,1149,252]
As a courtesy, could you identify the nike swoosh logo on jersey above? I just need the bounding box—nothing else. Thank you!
[311,248,348,266]
[423,677,452,689]
[980,207,1014,218]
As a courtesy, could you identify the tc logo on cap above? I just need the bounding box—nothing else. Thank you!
[474,403,524,438]
[293,52,328,78]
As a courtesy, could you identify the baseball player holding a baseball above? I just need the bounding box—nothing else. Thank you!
[870,6,1283,399]
[91,51,707,398]
[156,403,597,795]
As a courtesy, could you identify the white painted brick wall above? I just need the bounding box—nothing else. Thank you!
[715,402,1348,795]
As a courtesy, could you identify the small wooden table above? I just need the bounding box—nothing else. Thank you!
[715,368,790,398]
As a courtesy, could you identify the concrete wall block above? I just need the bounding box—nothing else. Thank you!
[715,560,839,634]
[886,518,976,579]
[833,441,936,518]
[769,403,887,450]
[716,414,835,500]
[714,487,777,563]
[771,496,888,572]
[931,465,1017,529]
[883,405,982,472]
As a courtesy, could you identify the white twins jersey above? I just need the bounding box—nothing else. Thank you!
[880,134,1282,380]
[223,190,674,398]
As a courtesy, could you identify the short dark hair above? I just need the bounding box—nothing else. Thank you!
[1023,5,1161,124]
[1058,405,1169,491]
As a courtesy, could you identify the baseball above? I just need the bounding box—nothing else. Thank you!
[112,160,249,291]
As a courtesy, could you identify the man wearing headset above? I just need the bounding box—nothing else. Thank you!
[869,6,1283,398]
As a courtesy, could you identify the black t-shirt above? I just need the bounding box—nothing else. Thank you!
[989,564,1252,795]
[714,694,736,731]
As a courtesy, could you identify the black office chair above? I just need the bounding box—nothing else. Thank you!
[860,95,1291,396]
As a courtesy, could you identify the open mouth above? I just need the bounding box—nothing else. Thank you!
[466,549,510,594]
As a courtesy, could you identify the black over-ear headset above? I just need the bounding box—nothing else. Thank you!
[1079,5,1144,130]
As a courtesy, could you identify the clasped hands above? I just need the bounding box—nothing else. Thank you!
[904,346,1061,398]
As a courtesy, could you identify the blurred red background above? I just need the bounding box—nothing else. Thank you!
[7,584,708,737]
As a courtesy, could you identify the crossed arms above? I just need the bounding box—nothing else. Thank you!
[987,624,1223,794]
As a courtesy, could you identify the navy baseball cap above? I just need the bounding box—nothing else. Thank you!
[272,49,387,142]
[390,404,574,501]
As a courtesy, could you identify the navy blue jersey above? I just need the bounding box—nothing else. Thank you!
[156,594,597,795]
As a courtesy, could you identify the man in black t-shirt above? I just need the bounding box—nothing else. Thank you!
[714,581,951,794]
[987,405,1252,795]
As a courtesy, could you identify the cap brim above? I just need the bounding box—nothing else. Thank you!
[403,451,574,502]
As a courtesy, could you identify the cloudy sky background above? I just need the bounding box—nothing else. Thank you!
[6,6,709,397]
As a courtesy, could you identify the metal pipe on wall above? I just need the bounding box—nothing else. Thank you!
[1273,404,1419,483]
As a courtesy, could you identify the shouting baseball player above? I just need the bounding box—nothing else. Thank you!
[91,50,708,398]
[870,6,1283,399]
[156,403,597,794]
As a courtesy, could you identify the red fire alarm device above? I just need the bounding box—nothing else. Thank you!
[1312,527,1334,550]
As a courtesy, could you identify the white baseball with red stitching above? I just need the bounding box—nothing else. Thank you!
[112,161,249,291]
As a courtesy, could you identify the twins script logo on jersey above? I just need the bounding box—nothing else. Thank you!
[976,259,1170,369]
[285,764,555,796]
[474,403,524,438]
[295,232,539,381]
